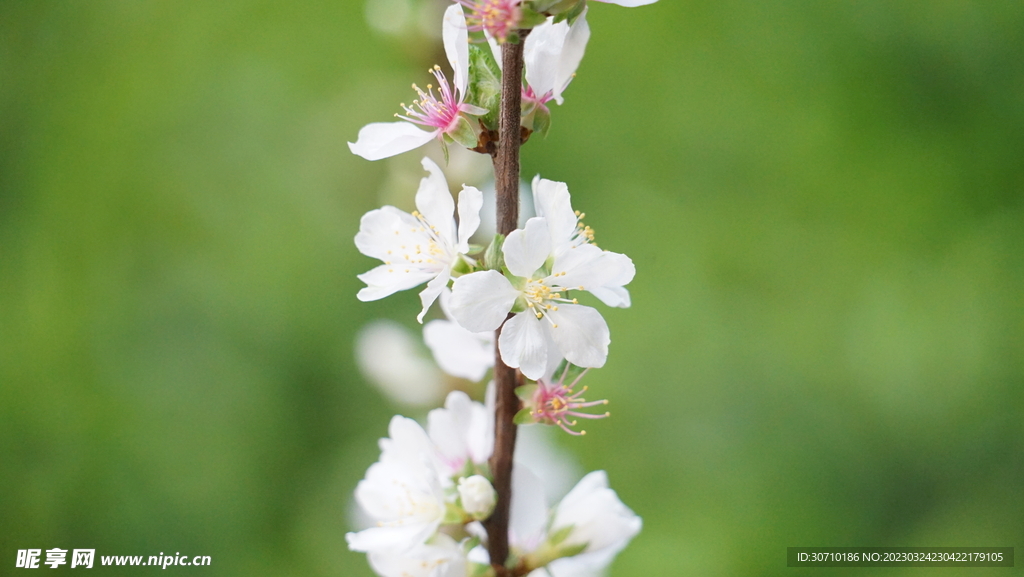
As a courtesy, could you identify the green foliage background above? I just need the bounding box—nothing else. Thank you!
[2,1,1022,575]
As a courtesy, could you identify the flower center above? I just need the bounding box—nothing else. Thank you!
[396,65,461,133]
[531,367,609,436]
[522,277,579,328]
[457,0,522,42]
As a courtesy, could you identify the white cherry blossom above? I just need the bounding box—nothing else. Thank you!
[355,157,483,322]
[541,470,642,575]
[448,211,634,379]
[349,5,487,161]
[367,534,468,577]
[346,416,446,554]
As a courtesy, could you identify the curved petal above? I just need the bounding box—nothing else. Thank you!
[416,157,456,244]
[504,217,552,278]
[554,247,635,307]
[552,470,642,554]
[508,464,549,552]
[524,17,566,98]
[424,319,493,381]
[443,4,470,96]
[497,312,553,380]
[456,185,484,253]
[545,304,609,370]
[354,206,419,260]
[357,264,437,302]
[531,176,578,254]
[449,271,519,332]
[349,122,436,161]
[417,265,451,323]
[552,7,590,105]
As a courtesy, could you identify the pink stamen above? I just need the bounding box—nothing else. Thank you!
[530,367,609,436]
[396,65,463,134]
[455,0,522,42]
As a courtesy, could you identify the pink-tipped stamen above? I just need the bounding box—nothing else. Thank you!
[531,367,609,436]
[455,0,522,43]
[396,65,462,134]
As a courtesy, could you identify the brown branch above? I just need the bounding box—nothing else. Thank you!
[485,28,530,576]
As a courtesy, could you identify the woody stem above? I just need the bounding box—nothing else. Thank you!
[486,28,530,577]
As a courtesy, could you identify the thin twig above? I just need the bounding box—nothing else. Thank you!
[485,28,530,576]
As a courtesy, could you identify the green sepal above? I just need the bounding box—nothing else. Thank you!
[451,255,474,277]
[547,524,574,546]
[517,6,550,28]
[513,407,536,425]
[465,45,502,130]
[442,501,468,525]
[469,561,496,577]
[551,0,585,23]
[528,0,574,14]
[556,542,588,559]
[515,384,538,401]
[482,234,505,272]
[450,115,479,149]
[532,104,552,138]
[467,243,485,255]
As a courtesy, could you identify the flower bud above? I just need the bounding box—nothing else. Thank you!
[457,475,498,520]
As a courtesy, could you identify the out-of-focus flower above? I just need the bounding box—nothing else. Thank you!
[356,320,447,407]
[457,0,523,42]
[355,157,483,322]
[346,416,446,553]
[367,534,469,577]
[350,5,488,160]
[457,474,498,519]
[424,290,495,381]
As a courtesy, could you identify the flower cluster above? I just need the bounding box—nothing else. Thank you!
[348,392,641,577]
[348,0,656,575]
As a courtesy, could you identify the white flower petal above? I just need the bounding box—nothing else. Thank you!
[503,217,552,278]
[449,271,519,332]
[416,265,451,323]
[524,18,567,99]
[497,312,553,380]
[552,470,642,555]
[427,391,493,475]
[554,246,635,307]
[531,176,578,254]
[356,321,445,407]
[424,319,493,381]
[545,304,609,370]
[552,8,590,105]
[443,4,470,96]
[357,264,438,302]
[456,185,484,253]
[354,206,420,260]
[508,464,549,552]
[486,32,502,71]
[349,121,437,161]
[415,157,456,244]
[368,535,467,577]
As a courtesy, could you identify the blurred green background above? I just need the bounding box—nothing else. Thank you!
[2,1,1023,575]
